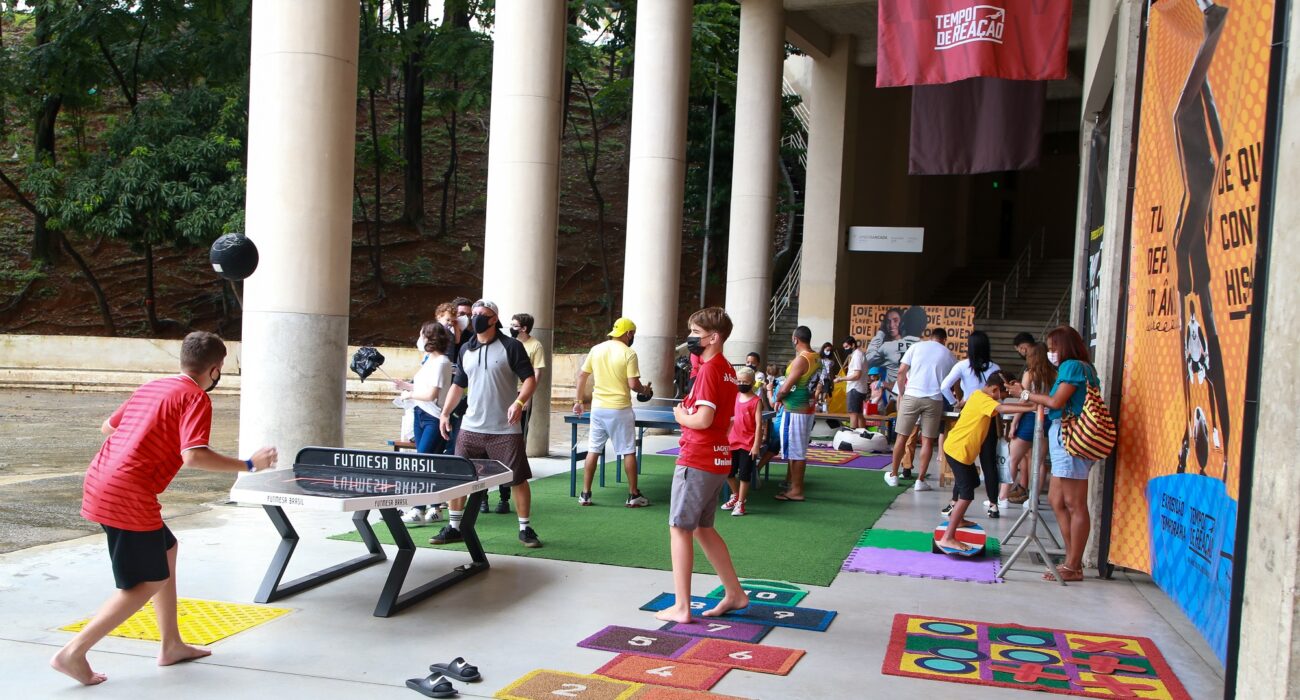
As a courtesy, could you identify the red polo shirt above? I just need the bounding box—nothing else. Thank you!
[81,376,213,531]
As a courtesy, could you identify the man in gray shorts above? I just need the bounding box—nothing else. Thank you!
[435,300,542,548]
[573,317,653,507]
[885,328,955,490]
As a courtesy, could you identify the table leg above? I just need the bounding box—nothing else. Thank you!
[570,422,579,497]
[255,507,386,604]
[372,492,491,617]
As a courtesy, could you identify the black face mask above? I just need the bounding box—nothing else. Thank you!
[206,369,221,393]
[473,314,494,334]
[626,334,635,347]
[685,336,705,356]
[738,384,753,393]
[509,327,521,338]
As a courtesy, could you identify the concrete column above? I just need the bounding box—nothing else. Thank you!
[797,35,857,344]
[1081,0,1142,567]
[481,0,566,457]
[1236,5,1300,694]
[621,0,692,393]
[239,1,359,462]
[724,0,785,361]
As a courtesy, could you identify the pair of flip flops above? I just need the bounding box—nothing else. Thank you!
[406,658,481,698]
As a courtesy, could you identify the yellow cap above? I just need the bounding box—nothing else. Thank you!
[608,317,636,337]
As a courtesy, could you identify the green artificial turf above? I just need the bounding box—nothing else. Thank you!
[857,528,1002,555]
[330,455,904,586]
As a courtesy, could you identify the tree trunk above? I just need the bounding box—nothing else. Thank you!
[569,73,614,326]
[367,87,387,298]
[143,241,160,335]
[30,7,61,265]
[438,109,457,238]
[401,0,428,230]
[60,235,115,335]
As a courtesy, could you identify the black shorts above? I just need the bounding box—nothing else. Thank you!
[103,524,176,590]
[729,449,756,482]
[947,454,979,502]
[846,389,866,414]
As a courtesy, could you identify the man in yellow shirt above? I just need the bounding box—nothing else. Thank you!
[937,371,1033,553]
[573,317,653,507]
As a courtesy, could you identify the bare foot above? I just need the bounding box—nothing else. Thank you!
[654,605,694,625]
[50,648,107,685]
[702,594,748,618]
[936,537,972,552]
[158,644,211,666]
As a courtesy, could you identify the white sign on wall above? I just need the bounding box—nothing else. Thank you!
[847,226,925,253]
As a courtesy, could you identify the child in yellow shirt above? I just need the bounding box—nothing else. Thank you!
[938,371,1034,553]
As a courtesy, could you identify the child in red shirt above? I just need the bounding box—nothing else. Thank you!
[52,332,277,686]
[722,366,763,517]
[656,308,747,624]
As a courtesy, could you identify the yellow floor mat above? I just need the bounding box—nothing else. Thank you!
[60,598,292,645]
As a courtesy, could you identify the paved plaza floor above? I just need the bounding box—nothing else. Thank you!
[0,391,1225,698]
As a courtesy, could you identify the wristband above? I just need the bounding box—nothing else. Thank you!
[514,399,525,409]
[245,459,255,472]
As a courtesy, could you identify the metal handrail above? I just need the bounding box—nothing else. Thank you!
[970,229,1049,319]
[769,246,803,333]
[969,279,993,319]
[1041,289,1071,337]
[782,77,809,168]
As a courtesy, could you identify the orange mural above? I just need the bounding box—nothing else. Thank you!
[1111,0,1274,662]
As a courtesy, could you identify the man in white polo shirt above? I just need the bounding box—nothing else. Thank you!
[884,327,955,490]
[573,317,654,507]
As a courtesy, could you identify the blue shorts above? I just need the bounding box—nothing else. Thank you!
[1048,421,1093,480]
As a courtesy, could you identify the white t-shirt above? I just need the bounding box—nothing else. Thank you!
[900,340,956,400]
[846,349,871,394]
[941,359,1002,405]
[412,354,452,417]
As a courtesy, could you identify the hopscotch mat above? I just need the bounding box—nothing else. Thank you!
[881,614,1193,699]
[495,669,746,699]
[60,598,293,645]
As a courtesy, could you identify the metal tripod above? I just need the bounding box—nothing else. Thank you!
[997,407,1066,584]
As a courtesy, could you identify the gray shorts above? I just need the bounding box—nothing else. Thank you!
[668,465,727,531]
[896,395,944,439]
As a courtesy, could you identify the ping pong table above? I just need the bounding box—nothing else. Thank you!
[563,407,679,497]
[229,446,514,617]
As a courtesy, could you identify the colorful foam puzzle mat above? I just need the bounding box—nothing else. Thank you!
[656,446,884,468]
[638,594,836,632]
[842,547,1002,583]
[577,626,805,676]
[704,585,806,607]
[495,669,748,700]
[60,598,292,645]
[858,528,1002,555]
[595,655,728,691]
[660,619,771,644]
[881,614,1193,699]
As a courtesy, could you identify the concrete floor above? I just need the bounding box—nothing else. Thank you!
[0,392,1226,698]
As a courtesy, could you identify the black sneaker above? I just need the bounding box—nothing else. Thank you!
[940,502,954,516]
[902,468,914,480]
[429,526,463,545]
[519,526,542,549]
[479,498,490,514]
[987,506,1000,519]
[494,499,511,514]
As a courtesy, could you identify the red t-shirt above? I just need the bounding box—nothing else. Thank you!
[82,376,213,531]
[678,353,738,474]
[728,394,761,452]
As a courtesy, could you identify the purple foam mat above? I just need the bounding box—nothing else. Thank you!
[841,546,1003,584]
[655,446,890,470]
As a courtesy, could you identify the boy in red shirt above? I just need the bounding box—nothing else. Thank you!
[655,308,747,624]
[722,366,763,517]
[52,332,277,686]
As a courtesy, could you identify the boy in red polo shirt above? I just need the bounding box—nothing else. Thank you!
[51,332,277,686]
[655,308,747,624]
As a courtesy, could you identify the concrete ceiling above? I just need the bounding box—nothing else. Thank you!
[783,0,1091,99]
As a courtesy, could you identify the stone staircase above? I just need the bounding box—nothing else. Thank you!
[766,299,801,370]
[929,257,1075,371]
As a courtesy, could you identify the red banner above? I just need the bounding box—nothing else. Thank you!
[876,0,1072,87]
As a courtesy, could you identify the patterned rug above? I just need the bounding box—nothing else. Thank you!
[882,614,1192,698]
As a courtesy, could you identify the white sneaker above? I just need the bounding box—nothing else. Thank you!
[626,493,650,508]
[578,491,593,506]
[401,509,427,524]
[884,472,899,487]
[913,479,933,492]
[998,498,1011,511]
[731,501,747,517]
[721,495,739,511]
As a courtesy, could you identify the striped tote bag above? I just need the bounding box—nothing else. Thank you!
[1061,379,1117,461]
